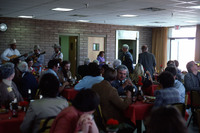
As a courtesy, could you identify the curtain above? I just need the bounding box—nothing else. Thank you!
[152,27,168,72]
[195,25,200,61]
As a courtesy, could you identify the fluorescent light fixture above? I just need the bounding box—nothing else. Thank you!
[187,6,200,9]
[185,20,198,23]
[119,14,137,17]
[18,15,34,18]
[52,8,74,11]
[76,20,90,22]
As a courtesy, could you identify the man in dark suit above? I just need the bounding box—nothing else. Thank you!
[138,45,156,77]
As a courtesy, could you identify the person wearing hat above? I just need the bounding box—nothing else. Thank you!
[29,45,45,72]
[0,63,23,107]
[1,39,21,63]
[51,44,63,62]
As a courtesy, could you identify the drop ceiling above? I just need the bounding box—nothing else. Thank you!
[1,0,200,27]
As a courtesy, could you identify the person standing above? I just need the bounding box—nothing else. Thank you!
[119,44,134,75]
[97,51,105,67]
[138,45,156,77]
[1,39,21,63]
[51,44,63,62]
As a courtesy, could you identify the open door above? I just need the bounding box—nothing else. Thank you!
[59,35,78,77]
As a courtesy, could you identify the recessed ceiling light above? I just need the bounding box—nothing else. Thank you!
[185,20,198,23]
[119,14,137,17]
[76,20,90,22]
[187,6,200,9]
[52,8,74,12]
[18,15,34,18]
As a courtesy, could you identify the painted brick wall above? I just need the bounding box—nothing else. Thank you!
[0,17,152,66]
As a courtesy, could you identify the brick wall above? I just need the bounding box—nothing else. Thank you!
[0,17,152,66]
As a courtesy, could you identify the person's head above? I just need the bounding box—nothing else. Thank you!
[72,89,100,113]
[39,73,59,98]
[61,61,71,71]
[25,58,33,67]
[12,58,21,67]
[116,65,129,81]
[48,59,60,72]
[174,60,179,68]
[141,45,148,52]
[146,106,188,133]
[98,51,105,57]
[158,71,174,88]
[10,39,17,50]
[0,63,15,80]
[84,58,90,65]
[122,44,129,52]
[88,62,101,76]
[165,66,177,78]
[100,64,109,76]
[167,60,176,67]
[34,45,40,54]
[17,61,28,73]
[186,61,198,73]
[134,63,144,76]
[93,60,99,65]
[113,59,121,69]
[104,67,117,82]
[53,44,61,53]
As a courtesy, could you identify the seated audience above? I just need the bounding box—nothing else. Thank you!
[92,67,134,133]
[57,61,73,85]
[12,58,22,89]
[111,65,137,95]
[174,60,182,74]
[132,63,152,89]
[154,71,180,107]
[146,106,188,133]
[41,59,68,92]
[74,63,104,90]
[50,89,99,133]
[17,61,38,99]
[167,60,182,81]
[20,73,68,133]
[113,59,121,70]
[184,61,200,91]
[0,63,23,107]
[100,64,109,77]
[77,58,90,79]
[165,66,185,103]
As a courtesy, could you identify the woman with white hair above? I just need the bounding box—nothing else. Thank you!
[17,61,38,99]
[0,63,23,108]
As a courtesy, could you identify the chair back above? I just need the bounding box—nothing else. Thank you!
[171,103,185,117]
[94,105,106,131]
[38,116,56,133]
[191,90,200,107]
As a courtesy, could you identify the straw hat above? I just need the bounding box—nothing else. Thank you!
[9,39,17,45]
[52,44,61,49]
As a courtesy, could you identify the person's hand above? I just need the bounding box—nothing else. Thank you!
[63,81,70,87]
[122,79,133,88]
[77,114,94,133]
[126,90,132,98]
[146,71,151,76]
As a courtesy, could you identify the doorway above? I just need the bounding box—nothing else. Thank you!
[59,35,78,77]
[88,37,105,62]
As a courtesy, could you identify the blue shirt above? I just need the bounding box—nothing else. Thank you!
[174,80,185,103]
[74,76,104,90]
[154,87,180,107]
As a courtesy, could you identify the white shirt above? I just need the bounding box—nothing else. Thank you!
[51,51,63,61]
[1,48,21,61]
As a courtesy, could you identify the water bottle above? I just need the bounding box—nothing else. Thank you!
[12,98,18,117]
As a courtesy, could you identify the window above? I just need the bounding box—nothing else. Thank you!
[168,26,196,71]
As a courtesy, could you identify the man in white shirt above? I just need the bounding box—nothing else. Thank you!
[1,39,21,63]
[51,44,63,62]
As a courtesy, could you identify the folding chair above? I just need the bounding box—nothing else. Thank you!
[38,116,56,133]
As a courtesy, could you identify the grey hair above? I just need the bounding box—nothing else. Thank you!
[93,60,99,65]
[122,44,129,49]
[113,59,121,69]
[186,61,195,73]
[0,63,15,79]
[84,58,90,65]
[117,65,129,74]
[17,61,28,72]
